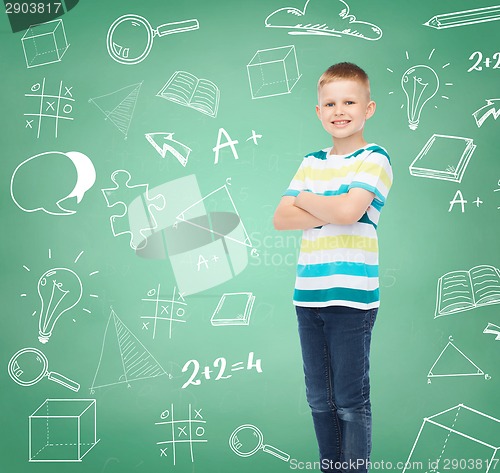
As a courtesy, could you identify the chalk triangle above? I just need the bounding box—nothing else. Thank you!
[90,308,168,390]
[176,185,252,248]
[89,82,142,138]
[428,341,484,378]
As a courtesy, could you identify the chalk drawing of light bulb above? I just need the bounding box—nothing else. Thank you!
[37,268,83,343]
[401,65,439,130]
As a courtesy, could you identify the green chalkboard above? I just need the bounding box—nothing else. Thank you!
[1,0,500,471]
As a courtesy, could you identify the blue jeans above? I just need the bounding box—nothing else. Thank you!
[295,305,378,473]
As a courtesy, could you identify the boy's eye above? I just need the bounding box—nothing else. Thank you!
[345,101,354,105]
[325,103,334,107]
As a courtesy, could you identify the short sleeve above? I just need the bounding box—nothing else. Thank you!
[348,146,393,205]
[282,159,307,197]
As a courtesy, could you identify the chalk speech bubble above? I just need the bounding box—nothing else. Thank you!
[11,151,96,215]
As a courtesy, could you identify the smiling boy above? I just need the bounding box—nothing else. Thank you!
[273,63,393,472]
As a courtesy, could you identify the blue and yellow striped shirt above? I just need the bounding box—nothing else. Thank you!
[284,144,393,309]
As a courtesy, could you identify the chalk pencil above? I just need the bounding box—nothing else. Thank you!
[424,5,500,29]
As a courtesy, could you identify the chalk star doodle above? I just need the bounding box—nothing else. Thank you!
[101,170,165,250]
[24,78,74,138]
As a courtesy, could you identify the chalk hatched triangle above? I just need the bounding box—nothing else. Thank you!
[90,307,168,390]
[176,185,252,248]
[428,341,484,378]
[89,82,143,138]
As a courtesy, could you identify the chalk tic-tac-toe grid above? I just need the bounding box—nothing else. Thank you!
[24,78,74,138]
[155,404,206,465]
[141,285,187,339]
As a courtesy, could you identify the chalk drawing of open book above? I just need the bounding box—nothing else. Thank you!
[435,265,500,318]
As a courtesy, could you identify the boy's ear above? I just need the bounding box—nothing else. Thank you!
[365,101,376,119]
[315,104,321,119]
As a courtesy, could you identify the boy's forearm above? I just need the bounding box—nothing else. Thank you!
[274,204,327,230]
[295,191,350,224]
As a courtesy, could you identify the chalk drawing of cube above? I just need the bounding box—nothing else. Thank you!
[402,404,500,473]
[29,399,100,462]
[22,19,70,68]
[247,45,301,99]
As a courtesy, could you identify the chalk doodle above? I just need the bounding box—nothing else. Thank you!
[468,52,500,73]
[140,285,187,339]
[473,99,500,126]
[484,322,500,340]
[11,151,95,216]
[409,135,476,183]
[427,337,488,381]
[424,6,500,29]
[29,399,99,462]
[229,424,290,462]
[107,14,199,65]
[145,132,191,166]
[181,352,262,389]
[247,45,301,99]
[90,307,170,391]
[265,0,382,41]
[102,170,166,250]
[21,249,99,342]
[157,71,219,118]
[22,19,70,68]
[89,82,142,139]
[24,79,74,138]
[155,404,207,465]
[8,347,80,391]
[387,49,453,129]
[210,292,255,326]
[435,265,500,317]
[402,404,500,473]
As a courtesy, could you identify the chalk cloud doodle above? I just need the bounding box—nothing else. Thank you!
[265,0,382,40]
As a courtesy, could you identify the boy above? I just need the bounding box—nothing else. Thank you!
[273,63,393,472]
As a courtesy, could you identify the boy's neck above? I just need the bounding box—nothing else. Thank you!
[330,136,368,156]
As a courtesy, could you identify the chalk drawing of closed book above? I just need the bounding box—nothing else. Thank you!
[435,265,500,317]
[409,134,476,183]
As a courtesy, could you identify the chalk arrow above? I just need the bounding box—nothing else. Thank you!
[145,133,191,167]
[472,99,500,128]
[483,322,500,340]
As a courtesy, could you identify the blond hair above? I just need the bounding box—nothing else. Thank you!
[318,62,370,96]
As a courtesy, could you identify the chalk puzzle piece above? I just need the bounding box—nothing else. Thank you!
[102,170,165,250]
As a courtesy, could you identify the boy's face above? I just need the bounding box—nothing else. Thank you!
[316,79,375,148]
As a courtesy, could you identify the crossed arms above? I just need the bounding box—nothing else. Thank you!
[273,188,375,230]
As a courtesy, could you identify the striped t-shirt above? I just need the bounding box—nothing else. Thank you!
[284,144,393,310]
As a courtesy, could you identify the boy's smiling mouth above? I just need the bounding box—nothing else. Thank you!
[332,120,351,126]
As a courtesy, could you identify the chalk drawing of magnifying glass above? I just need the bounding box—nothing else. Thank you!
[229,424,290,462]
[7,347,80,392]
[107,14,200,65]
